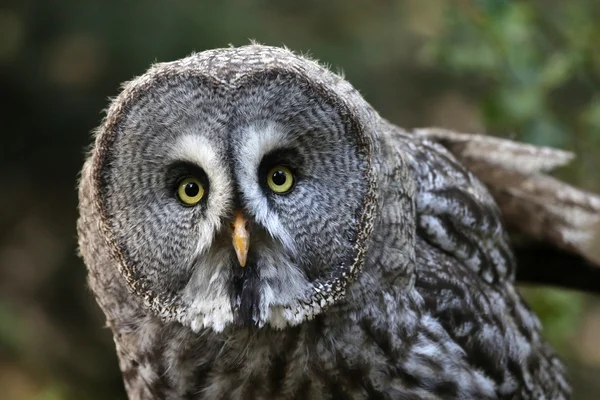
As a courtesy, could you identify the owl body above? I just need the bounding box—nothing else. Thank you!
[78,45,569,399]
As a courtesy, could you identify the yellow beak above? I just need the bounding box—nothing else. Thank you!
[232,211,250,267]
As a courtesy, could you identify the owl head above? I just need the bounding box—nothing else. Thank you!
[90,45,380,332]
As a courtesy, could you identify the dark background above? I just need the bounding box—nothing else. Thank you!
[1,1,599,399]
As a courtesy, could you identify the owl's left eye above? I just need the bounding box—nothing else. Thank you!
[176,177,205,206]
[266,166,295,194]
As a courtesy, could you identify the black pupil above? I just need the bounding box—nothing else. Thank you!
[271,170,288,186]
[184,182,200,197]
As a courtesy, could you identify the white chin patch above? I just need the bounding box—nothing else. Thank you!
[180,245,234,333]
[181,239,319,332]
[186,296,234,333]
[185,301,318,333]
[267,303,322,330]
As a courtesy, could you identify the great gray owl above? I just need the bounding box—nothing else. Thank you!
[78,44,589,399]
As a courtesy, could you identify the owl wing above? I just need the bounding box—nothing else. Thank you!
[384,125,571,397]
[413,128,600,293]
[386,124,517,285]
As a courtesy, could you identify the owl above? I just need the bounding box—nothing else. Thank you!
[78,44,584,399]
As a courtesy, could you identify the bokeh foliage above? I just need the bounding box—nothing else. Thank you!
[0,1,599,399]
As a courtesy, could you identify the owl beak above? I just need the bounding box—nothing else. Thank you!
[232,211,250,267]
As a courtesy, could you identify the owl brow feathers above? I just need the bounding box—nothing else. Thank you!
[90,49,380,326]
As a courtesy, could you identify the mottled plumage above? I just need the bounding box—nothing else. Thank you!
[78,45,572,399]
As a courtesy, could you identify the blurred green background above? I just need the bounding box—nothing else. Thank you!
[1,0,599,399]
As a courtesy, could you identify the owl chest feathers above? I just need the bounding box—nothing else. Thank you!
[113,284,502,400]
[112,252,566,400]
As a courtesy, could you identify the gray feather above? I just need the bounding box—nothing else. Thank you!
[415,127,600,271]
[78,45,573,399]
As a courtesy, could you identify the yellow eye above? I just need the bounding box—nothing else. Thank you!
[176,177,205,205]
[266,166,295,194]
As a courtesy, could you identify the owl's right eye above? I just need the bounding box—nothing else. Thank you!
[176,177,205,206]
